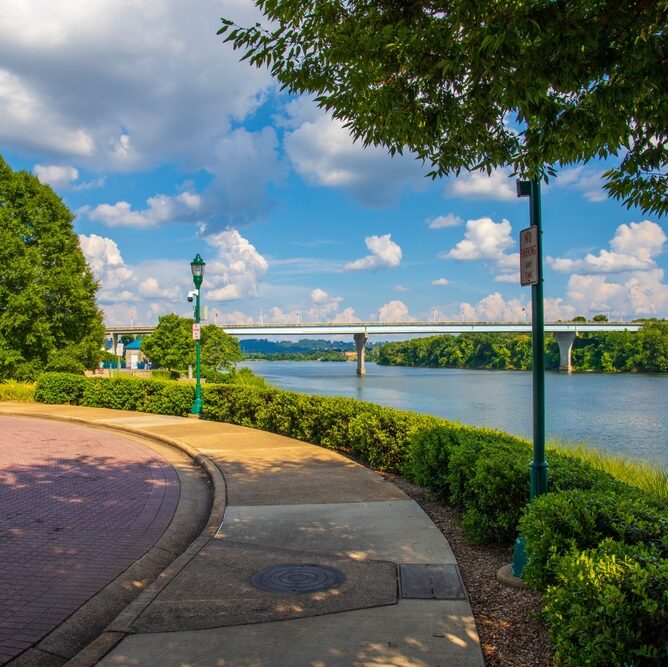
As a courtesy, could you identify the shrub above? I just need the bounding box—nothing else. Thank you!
[520,489,668,590]
[82,376,147,410]
[34,372,86,404]
[409,424,623,544]
[201,384,439,473]
[405,425,459,497]
[543,540,668,666]
[0,380,36,402]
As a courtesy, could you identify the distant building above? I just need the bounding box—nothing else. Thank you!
[123,338,148,369]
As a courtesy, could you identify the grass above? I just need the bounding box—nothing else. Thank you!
[548,439,668,503]
[0,380,36,402]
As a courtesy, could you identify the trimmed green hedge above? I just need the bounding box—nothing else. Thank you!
[406,422,621,543]
[519,489,667,590]
[201,384,442,472]
[34,372,86,404]
[35,372,194,416]
[543,540,668,666]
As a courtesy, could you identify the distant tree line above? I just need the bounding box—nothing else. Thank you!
[240,338,354,354]
[371,321,668,373]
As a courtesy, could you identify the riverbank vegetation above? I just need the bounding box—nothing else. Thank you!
[26,373,668,664]
[372,320,668,373]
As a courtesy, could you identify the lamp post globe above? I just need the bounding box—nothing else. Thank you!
[190,253,206,415]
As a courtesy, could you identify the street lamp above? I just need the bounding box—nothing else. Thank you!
[190,253,206,415]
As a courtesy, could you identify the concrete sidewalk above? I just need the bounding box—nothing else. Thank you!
[1,402,484,667]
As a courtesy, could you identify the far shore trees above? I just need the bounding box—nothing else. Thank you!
[0,156,104,380]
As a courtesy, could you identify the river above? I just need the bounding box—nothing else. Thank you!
[241,361,668,466]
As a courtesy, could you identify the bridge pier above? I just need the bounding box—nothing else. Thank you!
[354,332,368,376]
[554,332,576,372]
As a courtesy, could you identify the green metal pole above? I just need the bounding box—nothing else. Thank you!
[191,281,203,415]
[511,177,548,578]
[529,178,548,498]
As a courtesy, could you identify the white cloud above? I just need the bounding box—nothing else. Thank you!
[138,277,180,300]
[552,166,607,202]
[548,220,665,274]
[0,1,272,170]
[345,234,402,271]
[377,300,415,322]
[33,164,78,188]
[82,191,201,228]
[442,217,514,261]
[394,284,410,293]
[426,214,462,229]
[457,293,528,322]
[204,229,269,302]
[431,278,450,286]
[446,169,516,201]
[567,270,668,317]
[0,1,282,231]
[78,233,136,302]
[284,111,426,206]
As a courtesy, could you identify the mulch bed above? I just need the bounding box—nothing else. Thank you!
[385,473,553,667]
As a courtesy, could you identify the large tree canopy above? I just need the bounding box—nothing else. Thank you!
[220,1,667,215]
[0,156,104,379]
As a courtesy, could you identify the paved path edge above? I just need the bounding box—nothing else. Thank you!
[0,404,227,667]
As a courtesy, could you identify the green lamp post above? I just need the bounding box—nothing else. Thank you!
[190,253,206,415]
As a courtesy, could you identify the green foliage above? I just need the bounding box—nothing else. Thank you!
[543,540,668,666]
[407,424,620,543]
[0,380,35,402]
[405,425,459,497]
[201,324,242,372]
[0,156,105,381]
[375,327,668,373]
[34,372,86,404]
[202,384,439,472]
[220,3,667,215]
[35,372,195,416]
[519,490,667,590]
[142,314,194,371]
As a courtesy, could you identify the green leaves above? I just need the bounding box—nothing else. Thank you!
[0,156,104,380]
[219,1,667,214]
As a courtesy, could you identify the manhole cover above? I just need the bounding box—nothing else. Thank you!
[250,563,346,594]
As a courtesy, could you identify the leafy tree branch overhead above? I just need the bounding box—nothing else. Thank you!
[219,0,667,215]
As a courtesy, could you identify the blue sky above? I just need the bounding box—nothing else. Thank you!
[1,0,666,327]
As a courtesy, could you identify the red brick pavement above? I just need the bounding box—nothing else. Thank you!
[0,416,180,665]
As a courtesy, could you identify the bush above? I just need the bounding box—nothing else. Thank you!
[201,384,440,473]
[543,540,668,666]
[405,425,459,497]
[0,380,35,402]
[520,489,668,590]
[407,423,623,544]
[34,372,86,404]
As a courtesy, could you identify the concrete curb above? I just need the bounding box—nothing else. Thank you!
[1,405,228,667]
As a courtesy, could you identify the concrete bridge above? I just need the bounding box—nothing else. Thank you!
[105,321,641,375]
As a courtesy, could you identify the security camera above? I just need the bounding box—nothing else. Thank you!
[187,289,198,302]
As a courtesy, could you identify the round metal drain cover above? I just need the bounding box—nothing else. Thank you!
[250,563,346,594]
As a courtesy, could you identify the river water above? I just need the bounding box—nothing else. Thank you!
[241,361,668,466]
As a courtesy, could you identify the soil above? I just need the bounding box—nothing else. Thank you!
[385,473,553,667]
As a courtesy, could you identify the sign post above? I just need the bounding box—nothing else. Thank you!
[511,178,548,578]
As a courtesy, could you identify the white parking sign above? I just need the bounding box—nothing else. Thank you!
[520,226,539,286]
[192,323,201,340]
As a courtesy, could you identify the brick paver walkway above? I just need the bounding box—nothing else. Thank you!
[0,416,180,665]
